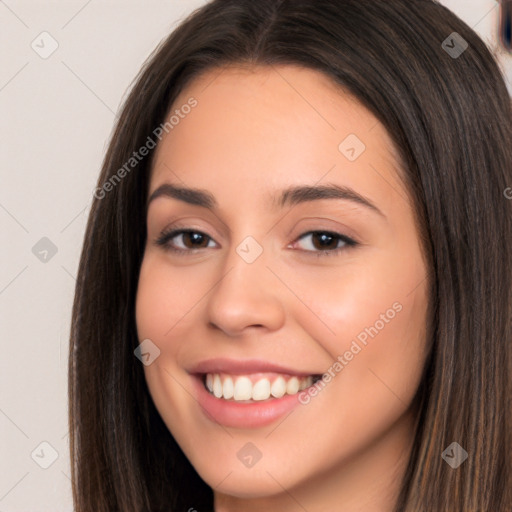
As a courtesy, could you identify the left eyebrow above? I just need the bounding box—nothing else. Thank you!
[147,182,386,219]
[275,183,385,218]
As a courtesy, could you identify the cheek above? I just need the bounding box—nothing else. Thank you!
[135,255,201,431]
[285,247,428,413]
[135,253,204,344]
[285,266,428,473]
[279,248,427,356]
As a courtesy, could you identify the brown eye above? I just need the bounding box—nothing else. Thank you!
[293,231,358,257]
[155,229,216,252]
[178,231,210,249]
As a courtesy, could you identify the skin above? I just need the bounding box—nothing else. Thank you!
[136,64,429,512]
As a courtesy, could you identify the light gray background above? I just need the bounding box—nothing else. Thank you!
[1,1,510,510]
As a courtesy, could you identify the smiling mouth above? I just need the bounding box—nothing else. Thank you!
[202,372,322,402]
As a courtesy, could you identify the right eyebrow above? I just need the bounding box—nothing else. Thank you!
[147,183,216,210]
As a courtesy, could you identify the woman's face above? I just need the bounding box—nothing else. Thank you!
[136,65,429,508]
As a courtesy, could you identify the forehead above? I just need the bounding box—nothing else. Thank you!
[149,64,408,213]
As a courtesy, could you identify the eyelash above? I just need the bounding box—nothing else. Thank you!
[154,227,358,258]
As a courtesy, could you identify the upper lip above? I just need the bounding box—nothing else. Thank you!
[188,358,319,377]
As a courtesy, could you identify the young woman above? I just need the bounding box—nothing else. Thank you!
[68,1,512,511]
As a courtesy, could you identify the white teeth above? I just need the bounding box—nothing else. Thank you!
[213,374,223,398]
[205,373,314,401]
[234,376,252,401]
[286,376,299,395]
[271,376,286,398]
[206,373,213,392]
[252,379,271,401]
[223,377,234,399]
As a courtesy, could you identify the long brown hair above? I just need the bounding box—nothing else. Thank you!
[68,1,512,510]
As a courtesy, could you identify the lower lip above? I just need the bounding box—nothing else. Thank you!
[192,375,302,429]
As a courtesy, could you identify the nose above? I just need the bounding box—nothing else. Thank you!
[205,239,286,337]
